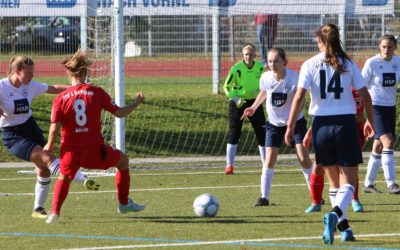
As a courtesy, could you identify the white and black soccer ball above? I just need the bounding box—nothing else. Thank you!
[193,193,219,217]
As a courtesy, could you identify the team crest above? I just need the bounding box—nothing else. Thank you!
[393,64,398,71]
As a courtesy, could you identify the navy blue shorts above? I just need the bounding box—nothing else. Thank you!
[1,117,45,161]
[312,115,362,167]
[265,117,307,148]
[373,105,396,139]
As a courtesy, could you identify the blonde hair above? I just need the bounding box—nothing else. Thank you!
[61,49,91,78]
[7,55,34,77]
[316,24,350,73]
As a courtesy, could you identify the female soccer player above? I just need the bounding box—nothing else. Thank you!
[284,24,374,244]
[0,56,99,219]
[241,47,312,206]
[362,34,400,195]
[44,50,145,224]
[223,43,266,174]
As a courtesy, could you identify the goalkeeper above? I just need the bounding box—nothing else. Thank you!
[223,43,266,174]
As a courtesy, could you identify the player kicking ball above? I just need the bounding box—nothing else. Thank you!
[44,50,145,224]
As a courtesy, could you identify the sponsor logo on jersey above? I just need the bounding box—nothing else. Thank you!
[271,93,287,107]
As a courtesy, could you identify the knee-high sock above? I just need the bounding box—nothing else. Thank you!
[226,144,237,166]
[48,158,87,184]
[51,179,70,215]
[261,168,274,199]
[334,184,354,221]
[382,149,396,187]
[34,177,51,209]
[116,168,130,205]
[258,145,266,164]
[364,153,381,187]
[310,172,324,204]
[329,188,338,208]
[301,166,312,190]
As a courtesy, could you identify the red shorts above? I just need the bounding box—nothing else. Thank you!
[60,144,121,180]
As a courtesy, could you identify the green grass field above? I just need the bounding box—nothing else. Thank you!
[1,160,400,249]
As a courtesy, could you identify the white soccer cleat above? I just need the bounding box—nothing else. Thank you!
[46,213,59,224]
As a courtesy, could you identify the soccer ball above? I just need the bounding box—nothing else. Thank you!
[193,193,219,217]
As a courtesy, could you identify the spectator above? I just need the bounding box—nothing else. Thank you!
[254,14,278,66]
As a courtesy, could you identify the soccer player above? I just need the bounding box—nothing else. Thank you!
[223,43,266,174]
[284,24,374,244]
[304,88,366,213]
[44,50,145,224]
[0,55,99,219]
[362,34,400,195]
[241,47,312,206]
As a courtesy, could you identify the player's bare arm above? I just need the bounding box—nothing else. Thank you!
[44,122,62,153]
[46,85,70,94]
[113,92,145,118]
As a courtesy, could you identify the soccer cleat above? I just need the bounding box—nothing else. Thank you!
[225,165,234,175]
[363,185,382,194]
[254,197,269,206]
[45,213,59,224]
[305,203,321,213]
[388,183,400,194]
[341,229,356,242]
[84,178,100,191]
[322,212,338,245]
[351,199,364,213]
[32,207,48,219]
[118,198,145,214]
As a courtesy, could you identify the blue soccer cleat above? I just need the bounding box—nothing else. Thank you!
[322,212,338,245]
[341,229,356,242]
[351,199,364,213]
[305,203,321,213]
[118,198,145,214]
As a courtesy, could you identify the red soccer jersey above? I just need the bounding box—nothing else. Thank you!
[51,83,119,148]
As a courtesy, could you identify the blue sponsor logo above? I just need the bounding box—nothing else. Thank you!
[209,0,236,7]
[47,0,77,8]
[362,0,388,6]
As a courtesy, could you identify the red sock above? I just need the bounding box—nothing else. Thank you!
[116,169,130,205]
[52,179,70,215]
[353,177,359,200]
[310,173,324,204]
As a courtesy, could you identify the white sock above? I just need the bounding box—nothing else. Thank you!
[48,159,60,175]
[364,153,381,187]
[34,176,51,209]
[73,170,87,184]
[301,166,312,190]
[382,149,396,187]
[49,158,87,184]
[261,168,274,200]
[329,188,338,207]
[334,184,354,221]
[226,144,237,166]
[258,145,266,164]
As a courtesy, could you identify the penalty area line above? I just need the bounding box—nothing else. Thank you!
[58,233,400,250]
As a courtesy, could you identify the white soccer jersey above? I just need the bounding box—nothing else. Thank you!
[260,69,304,127]
[0,78,48,127]
[362,54,400,106]
[298,52,365,116]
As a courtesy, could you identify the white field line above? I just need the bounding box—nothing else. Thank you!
[59,233,400,250]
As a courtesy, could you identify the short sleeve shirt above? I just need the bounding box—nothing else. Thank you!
[0,78,48,127]
[51,83,119,148]
[260,69,303,126]
[362,54,400,106]
[298,52,365,116]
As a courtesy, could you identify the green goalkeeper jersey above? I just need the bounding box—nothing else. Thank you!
[223,60,265,100]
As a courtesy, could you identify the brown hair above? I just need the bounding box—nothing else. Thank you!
[268,47,288,66]
[379,34,397,48]
[61,49,91,78]
[7,55,34,77]
[316,24,350,73]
